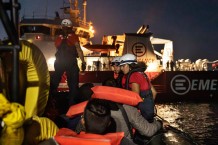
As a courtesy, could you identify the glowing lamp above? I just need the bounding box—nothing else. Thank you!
[35,35,41,40]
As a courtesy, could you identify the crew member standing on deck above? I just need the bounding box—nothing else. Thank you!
[51,19,86,106]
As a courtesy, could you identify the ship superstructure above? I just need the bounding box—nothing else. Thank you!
[18,1,218,101]
[19,0,94,71]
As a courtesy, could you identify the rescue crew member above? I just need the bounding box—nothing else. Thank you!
[110,56,123,88]
[137,61,157,100]
[50,18,86,106]
[119,53,155,123]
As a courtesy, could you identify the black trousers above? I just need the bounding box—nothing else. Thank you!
[51,59,79,106]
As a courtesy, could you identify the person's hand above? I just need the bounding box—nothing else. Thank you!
[162,119,170,130]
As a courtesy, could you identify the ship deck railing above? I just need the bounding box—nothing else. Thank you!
[21,15,56,20]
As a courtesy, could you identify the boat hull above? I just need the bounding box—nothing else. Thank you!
[50,71,114,92]
[53,70,218,102]
[152,71,218,102]
[135,129,198,145]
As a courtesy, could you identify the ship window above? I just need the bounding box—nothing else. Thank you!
[20,25,50,36]
[77,30,90,39]
[83,32,90,39]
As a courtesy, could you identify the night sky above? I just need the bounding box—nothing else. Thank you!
[1,0,218,61]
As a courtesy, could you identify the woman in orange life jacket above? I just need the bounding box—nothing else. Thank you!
[119,53,155,123]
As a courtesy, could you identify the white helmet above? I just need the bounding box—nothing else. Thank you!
[61,19,72,27]
[119,54,137,66]
[111,56,121,66]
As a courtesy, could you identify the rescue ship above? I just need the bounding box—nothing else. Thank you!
[18,0,115,89]
[89,25,218,102]
[0,1,200,144]
[18,0,218,102]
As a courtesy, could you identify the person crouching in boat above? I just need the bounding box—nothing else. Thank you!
[119,53,155,123]
[55,98,134,145]
[50,18,86,106]
[70,86,169,144]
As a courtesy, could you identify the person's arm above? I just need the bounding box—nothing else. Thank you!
[123,105,161,137]
[75,42,85,63]
[150,84,157,100]
[75,42,86,71]
[68,33,85,63]
[131,83,140,94]
[54,35,63,48]
[128,72,140,94]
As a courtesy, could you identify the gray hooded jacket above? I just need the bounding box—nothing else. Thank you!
[111,104,162,139]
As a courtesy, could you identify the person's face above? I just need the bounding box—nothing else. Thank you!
[120,64,130,74]
[113,65,121,74]
[62,26,72,34]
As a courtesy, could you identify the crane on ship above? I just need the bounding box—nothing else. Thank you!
[62,0,91,30]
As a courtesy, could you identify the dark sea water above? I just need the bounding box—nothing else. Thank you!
[156,101,218,145]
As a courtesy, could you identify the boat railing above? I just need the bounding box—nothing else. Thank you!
[202,60,218,71]
[22,33,56,41]
[21,15,56,20]
[212,60,218,64]
[20,15,92,30]
[204,60,218,64]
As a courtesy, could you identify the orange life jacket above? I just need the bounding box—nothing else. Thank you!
[66,101,88,118]
[66,86,143,118]
[54,128,124,145]
[91,86,143,106]
[55,33,79,48]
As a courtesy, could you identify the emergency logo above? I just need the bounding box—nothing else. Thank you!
[132,42,147,57]
[170,75,191,95]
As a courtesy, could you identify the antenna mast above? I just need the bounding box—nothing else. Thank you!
[83,0,87,23]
